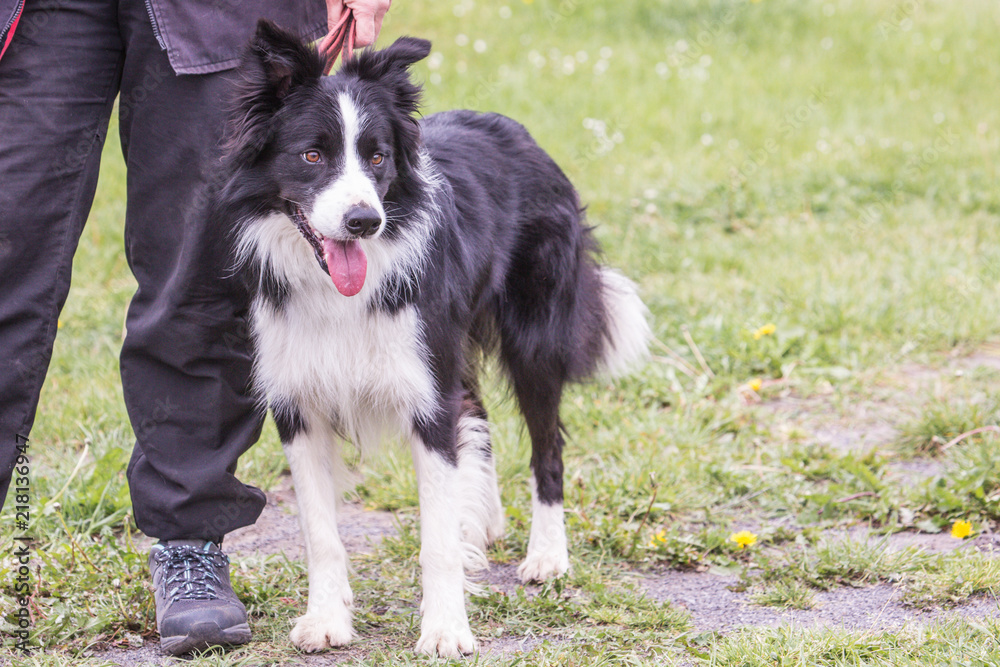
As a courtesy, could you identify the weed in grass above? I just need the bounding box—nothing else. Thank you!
[905,548,1000,608]
[897,395,1000,457]
[0,658,119,667]
[639,524,749,570]
[471,563,690,639]
[1,528,152,653]
[781,446,895,524]
[231,553,307,620]
[750,579,816,611]
[810,537,928,586]
[51,428,133,536]
[742,535,933,599]
[741,533,1000,614]
[910,438,1000,526]
[699,619,1000,666]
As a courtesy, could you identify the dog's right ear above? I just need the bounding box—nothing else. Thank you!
[245,20,324,100]
[226,20,324,162]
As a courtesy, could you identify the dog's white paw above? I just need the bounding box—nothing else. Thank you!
[290,611,354,652]
[414,621,477,658]
[517,548,569,583]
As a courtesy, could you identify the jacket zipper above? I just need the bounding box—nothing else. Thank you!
[143,0,167,50]
[0,0,25,50]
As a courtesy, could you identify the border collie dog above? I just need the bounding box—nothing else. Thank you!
[218,21,650,657]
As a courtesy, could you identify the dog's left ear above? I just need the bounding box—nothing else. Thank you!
[346,37,432,83]
[342,37,431,119]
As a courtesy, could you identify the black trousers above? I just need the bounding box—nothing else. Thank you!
[0,0,267,541]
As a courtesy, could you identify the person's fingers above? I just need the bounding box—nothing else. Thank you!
[326,0,348,32]
[346,0,391,47]
[322,0,390,71]
[372,6,386,42]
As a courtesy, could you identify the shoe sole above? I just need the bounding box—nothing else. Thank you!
[160,621,252,655]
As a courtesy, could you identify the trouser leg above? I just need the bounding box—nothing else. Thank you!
[116,0,265,542]
[0,0,123,506]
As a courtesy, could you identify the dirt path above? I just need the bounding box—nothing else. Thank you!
[223,480,398,562]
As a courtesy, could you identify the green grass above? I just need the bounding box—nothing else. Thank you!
[897,394,1000,456]
[750,579,817,611]
[4,0,1000,664]
[740,534,1000,611]
[696,617,1000,666]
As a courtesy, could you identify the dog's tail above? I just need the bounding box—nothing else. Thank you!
[596,267,651,377]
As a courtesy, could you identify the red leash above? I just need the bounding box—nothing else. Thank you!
[319,11,356,75]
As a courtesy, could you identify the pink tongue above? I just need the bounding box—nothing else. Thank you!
[322,238,367,297]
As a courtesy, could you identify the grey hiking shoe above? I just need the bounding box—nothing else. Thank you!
[149,540,251,655]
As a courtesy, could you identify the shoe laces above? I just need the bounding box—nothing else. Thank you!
[153,544,230,602]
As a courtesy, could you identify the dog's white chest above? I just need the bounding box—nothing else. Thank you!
[251,287,436,435]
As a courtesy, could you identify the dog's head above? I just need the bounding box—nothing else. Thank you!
[225,20,430,296]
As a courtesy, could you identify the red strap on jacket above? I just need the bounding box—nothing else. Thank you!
[0,1,23,63]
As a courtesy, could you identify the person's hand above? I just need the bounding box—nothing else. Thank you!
[343,0,391,48]
[322,0,391,71]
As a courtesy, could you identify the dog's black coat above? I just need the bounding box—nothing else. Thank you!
[216,21,613,506]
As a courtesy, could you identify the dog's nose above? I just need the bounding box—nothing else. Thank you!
[344,206,382,238]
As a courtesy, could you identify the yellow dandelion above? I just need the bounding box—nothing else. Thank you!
[730,530,758,549]
[748,377,763,392]
[951,519,973,540]
[753,323,776,340]
[647,529,667,548]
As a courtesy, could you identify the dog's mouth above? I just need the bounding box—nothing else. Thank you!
[290,206,368,297]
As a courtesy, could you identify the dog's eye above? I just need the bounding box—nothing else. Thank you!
[371,153,384,167]
[302,150,323,164]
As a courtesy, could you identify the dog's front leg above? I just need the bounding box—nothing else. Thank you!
[410,436,477,657]
[282,417,354,651]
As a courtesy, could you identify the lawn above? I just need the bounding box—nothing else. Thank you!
[3,0,1000,664]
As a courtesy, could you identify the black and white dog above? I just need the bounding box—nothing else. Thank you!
[217,21,650,657]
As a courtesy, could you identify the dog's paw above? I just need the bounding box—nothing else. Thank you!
[414,622,477,658]
[290,612,354,652]
[517,549,569,583]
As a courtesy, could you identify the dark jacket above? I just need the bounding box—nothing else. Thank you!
[0,0,326,74]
